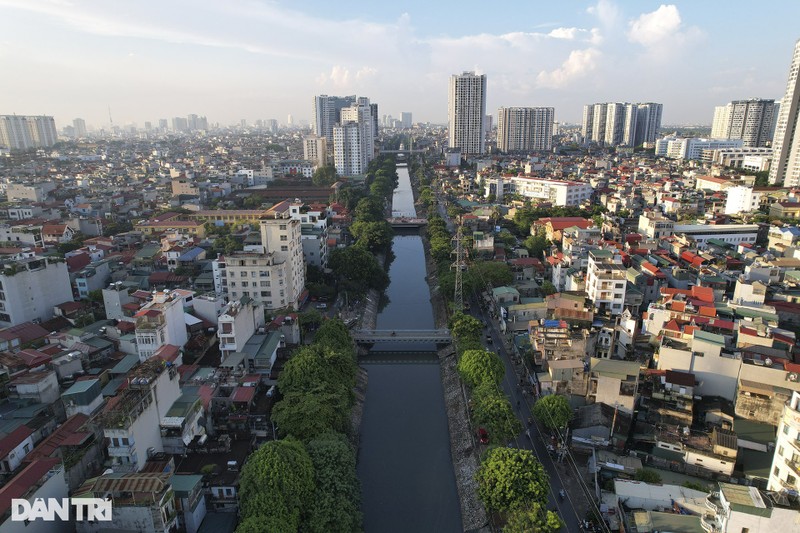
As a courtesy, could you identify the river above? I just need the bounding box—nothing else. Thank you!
[357,163,462,532]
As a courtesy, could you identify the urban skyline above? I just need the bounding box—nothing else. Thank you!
[1,1,799,128]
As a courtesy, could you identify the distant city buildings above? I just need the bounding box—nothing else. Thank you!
[0,115,58,150]
[582,102,662,147]
[303,135,328,167]
[770,39,800,187]
[710,99,776,147]
[448,71,487,155]
[401,112,412,129]
[312,94,357,142]
[496,107,554,152]
[655,136,744,160]
[72,118,87,139]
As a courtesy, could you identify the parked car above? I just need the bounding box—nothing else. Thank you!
[485,335,493,344]
[477,427,489,444]
[315,303,328,309]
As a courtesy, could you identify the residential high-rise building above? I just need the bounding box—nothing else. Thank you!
[334,98,375,176]
[581,105,594,143]
[711,105,732,138]
[401,112,412,129]
[591,103,608,143]
[312,94,357,142]
[303,135,328,167]
[448,71,487,155]
[633,103,663,146]
[771,39,800,186]
[768,390,800,492]
[267,119,278,133]
[584,102,661,146]
[496,107,554,152]
[171,117,188,132]
[0,115,57,150]
[604,103,626,146]
[72,118,87,139]
[710,99,775,147]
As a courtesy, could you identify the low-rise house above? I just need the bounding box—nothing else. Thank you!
[587,358,640,414]
[0,425,34,474]
[61,379,103,417]
[74,473,178,533]
[703,482,800,533]
[172,474,207,533]
[0,458,70,533]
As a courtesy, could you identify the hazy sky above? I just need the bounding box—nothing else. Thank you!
[1,0,798,130]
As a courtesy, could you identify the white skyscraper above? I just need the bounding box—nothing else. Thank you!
[604,103,626,146]
[711,105,732,138]
[710,99,775,147]
[312,94,357,142]
[333,97,375,176]
[591,103,608,143]
[448,72,487,155]
[72,118,87,139]
[581,105,594,143]
[0,115,57,150]
[771,40,800,186]
[634,103,663,146]
[496,107,554,152]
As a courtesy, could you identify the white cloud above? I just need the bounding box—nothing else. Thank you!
[548,27,580,40]
[628,4,682,47]
[587,0,621,28]
[537,48,601,89]
[356,67,378,81]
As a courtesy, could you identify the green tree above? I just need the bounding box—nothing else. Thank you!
[329,246,389,293]
[313,318,355,354]
[350,220,394,252]
[457,349,504,388]
[540,281,557,296]
[504,503,564,533]
[634,469,663,484]
[682,481,706,491]
[476,447,550,512]
[312,165,338,186]
[354,196,384,223]
[87,289,104,303]
[303,432,363,532]
[466,261,513,292]
[238,439,315,530]
[472,384,523,445]
[449,312,483,344]
[532,394,572,430]
[523,234,551,259]
[298,309,324,333]
[278,344,356,397]
[272,388,351,440]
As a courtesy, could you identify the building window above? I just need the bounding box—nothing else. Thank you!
[280,235,287,241]
[281,246,288,252]
[279,225,287,230]
[774,466,781,476]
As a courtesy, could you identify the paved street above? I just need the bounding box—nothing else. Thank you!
[469,295,594,533]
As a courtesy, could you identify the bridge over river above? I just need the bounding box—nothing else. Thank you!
[351,329,451,344]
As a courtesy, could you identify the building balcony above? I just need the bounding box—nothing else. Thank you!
[107,443,136,457]
[700,514,721,533]
[785,457,800,477]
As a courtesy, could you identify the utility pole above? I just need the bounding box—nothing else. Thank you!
[451,224,467,310]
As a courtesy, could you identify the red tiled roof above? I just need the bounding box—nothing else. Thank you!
[0,322,49,343]
[231,386,256,404]
[23,414,90,463]
[665,370,696,387]
[16,349,51,368]
[0,425,33,458]
[0,458,61,516]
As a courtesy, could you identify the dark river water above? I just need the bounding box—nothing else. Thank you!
[357,164,462,532]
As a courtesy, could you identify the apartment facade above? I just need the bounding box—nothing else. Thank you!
[448,72,487,155]
[303,135,328,167]
[585,249,627,315]
[134,290,188,361]
[482,175,592,206]
[768,391,800,492]
[0,115,57,150]
[496,107,554,152]
[0,256,73,327]
[770,39,800,186]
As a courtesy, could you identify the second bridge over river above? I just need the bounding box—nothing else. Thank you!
[351,329,451,345]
